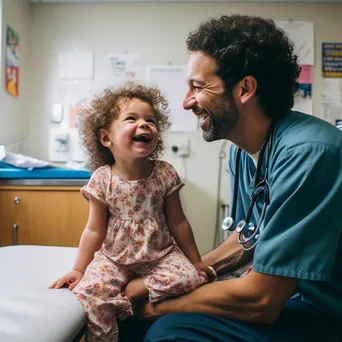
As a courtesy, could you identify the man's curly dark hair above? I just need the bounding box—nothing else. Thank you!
[186,14,301,120]
[78,83,171,171]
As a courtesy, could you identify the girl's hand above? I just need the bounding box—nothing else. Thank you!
[193,261,217,283]
[49,270,84,290]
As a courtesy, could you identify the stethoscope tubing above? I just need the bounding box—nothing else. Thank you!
[227,123,275,251]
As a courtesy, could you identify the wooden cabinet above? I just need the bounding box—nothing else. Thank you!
[0,185,89,247]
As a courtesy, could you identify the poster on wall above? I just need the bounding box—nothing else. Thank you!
[293,65,313,115]
[5,25,20,97]
[322,43,342,78]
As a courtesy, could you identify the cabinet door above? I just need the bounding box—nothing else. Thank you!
[0,191,17,246]
[0,189,89,247]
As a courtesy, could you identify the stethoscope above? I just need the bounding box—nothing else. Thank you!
[221,124,275,251]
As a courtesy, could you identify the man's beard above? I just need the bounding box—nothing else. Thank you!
[202,97,240,142]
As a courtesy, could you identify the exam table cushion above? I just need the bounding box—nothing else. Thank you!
[0,245,86,342]
[0,162,91,179]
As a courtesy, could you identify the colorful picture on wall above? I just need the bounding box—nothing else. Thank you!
[5,25,20,97]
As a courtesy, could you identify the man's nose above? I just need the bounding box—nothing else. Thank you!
[183,90,196,110]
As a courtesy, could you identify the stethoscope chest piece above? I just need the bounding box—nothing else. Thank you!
[236,220,246,233]
[221,216,235,231]
[236,220,255,234]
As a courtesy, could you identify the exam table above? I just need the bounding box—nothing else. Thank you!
[0,245,86,342]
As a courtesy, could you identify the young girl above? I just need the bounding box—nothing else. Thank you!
[50,83,215,342]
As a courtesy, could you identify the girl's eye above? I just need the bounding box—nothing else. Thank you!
[125,116,135,121]
[148,119,156,124]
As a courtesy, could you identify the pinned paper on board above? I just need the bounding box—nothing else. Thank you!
[276,21,314,66]
[56,80,92,130]
[68,106,82,128]
[106,53,141,79]
[146,65,197,132]
[58,51,93,80]
[293,65,313,115]
[321,78,342,125]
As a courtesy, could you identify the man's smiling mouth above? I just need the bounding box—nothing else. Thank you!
[196,113,209,121]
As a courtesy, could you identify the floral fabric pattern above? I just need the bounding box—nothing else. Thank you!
[74,246,203,342]
[81,160,183,265]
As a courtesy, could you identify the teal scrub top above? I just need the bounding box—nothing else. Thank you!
[229,111,342,321]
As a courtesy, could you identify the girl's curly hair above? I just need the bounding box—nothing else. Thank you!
[186,15,301,120]
[78,83,171,171]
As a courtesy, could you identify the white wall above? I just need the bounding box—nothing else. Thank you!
[28,2,342,254]
[0,0,31,150]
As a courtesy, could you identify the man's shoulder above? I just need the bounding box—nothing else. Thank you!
[275,111,342,155]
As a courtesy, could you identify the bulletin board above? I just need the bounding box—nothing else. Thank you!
[48,52,197,162]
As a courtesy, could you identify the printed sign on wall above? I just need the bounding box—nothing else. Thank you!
[322,43,342,78]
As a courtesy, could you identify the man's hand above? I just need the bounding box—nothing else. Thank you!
[193,260,217,282]
[49,270,84,290]
[135,300,160,321]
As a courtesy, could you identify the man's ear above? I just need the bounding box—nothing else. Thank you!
[239,76,257,105]
[99,128,112,147]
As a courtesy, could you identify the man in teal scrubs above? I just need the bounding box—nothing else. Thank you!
[118,14,342,341]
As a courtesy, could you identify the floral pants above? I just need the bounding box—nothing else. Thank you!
[73,245,205,342]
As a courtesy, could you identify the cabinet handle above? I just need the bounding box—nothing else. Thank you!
[14,197,21,205]
[12,224,18,245]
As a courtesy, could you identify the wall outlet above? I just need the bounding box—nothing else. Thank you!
[172,138,190,158]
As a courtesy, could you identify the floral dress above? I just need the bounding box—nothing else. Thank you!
[73,160,204,342]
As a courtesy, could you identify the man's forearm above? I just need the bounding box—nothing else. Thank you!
[202,231,253,277]
[148,270,297,325]
[153,276,268,323]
